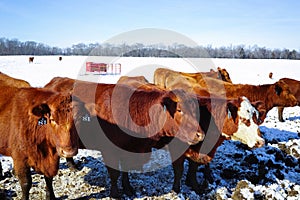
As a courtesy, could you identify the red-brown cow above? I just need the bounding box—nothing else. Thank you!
[154,67,232,91]
[197,77,297,119]
[179,67,232,83]
[44,77,205,198]
[277,78,300,122]
[0,84,88,200]
[28,57,34,63]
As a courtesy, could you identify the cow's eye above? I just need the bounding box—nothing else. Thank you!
[49,117,57,125]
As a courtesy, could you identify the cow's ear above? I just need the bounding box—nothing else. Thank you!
[227,101,238,122]
[162,96,177,118]
[275,83,283,96]
[251,101,266,124]
[32,103,51,117]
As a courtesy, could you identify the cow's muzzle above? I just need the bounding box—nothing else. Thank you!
[255,138,265,148]
[189,131,205,145]
[57,147,78,158]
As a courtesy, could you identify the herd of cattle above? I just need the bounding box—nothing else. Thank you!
[0,66,299,199]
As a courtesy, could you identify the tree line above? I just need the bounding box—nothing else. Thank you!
[0,37,299,59]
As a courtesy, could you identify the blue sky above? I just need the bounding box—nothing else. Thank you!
[0,0,299,49]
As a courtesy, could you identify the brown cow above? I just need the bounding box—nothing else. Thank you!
[196,77,297,118]
[0,84,88,200]
[180,67,232,83]
[0,72,31,87]
[59,56,62,61]
[154,67,232,90]
[116,76,265,193]
[277,78,300,122]
[28,57,34,63]
[217,67,232,83]
[45,77,205,198]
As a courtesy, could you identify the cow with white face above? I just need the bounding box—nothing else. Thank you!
[222,96,265,149]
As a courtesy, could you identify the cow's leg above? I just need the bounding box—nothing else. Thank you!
[106,166,121,198]
[121,171,134,196]
[66,157,78,170]
[13,164,31,200]
[203,163,213,184]
[278,106,285,122]
[186,160,200,192]
[187,162,211,192]
[172,156,185,193]
[44,176,55,200]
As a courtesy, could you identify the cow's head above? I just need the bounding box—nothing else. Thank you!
[251,100,266,125]
[222,96,265,148]
[217,67,232,83]
[269,80,297,107]
[31,93,87,158]
[161,89,205,145]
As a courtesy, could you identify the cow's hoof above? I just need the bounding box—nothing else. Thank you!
[171,186,180,194]
[123,185,134,196]
[186,179,201,193]
[198,180,209,191]
[186,178,196,187]
[110,187,121,199]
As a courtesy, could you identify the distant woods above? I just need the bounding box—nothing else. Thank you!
[0,37,299,59]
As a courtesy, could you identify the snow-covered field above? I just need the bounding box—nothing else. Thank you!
[0,56,300,199]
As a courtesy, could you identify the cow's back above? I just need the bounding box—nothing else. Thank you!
[0,84,20,155]
[44,77,75,92]
[0,72,30,88]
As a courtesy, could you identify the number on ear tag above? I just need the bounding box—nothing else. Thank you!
[38,117,47,126]
[82,114,91,122]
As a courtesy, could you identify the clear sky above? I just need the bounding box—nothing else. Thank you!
[0,0,299,49]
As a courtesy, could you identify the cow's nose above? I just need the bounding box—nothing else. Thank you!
[195,131,205,142]
[255,138,265,148]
